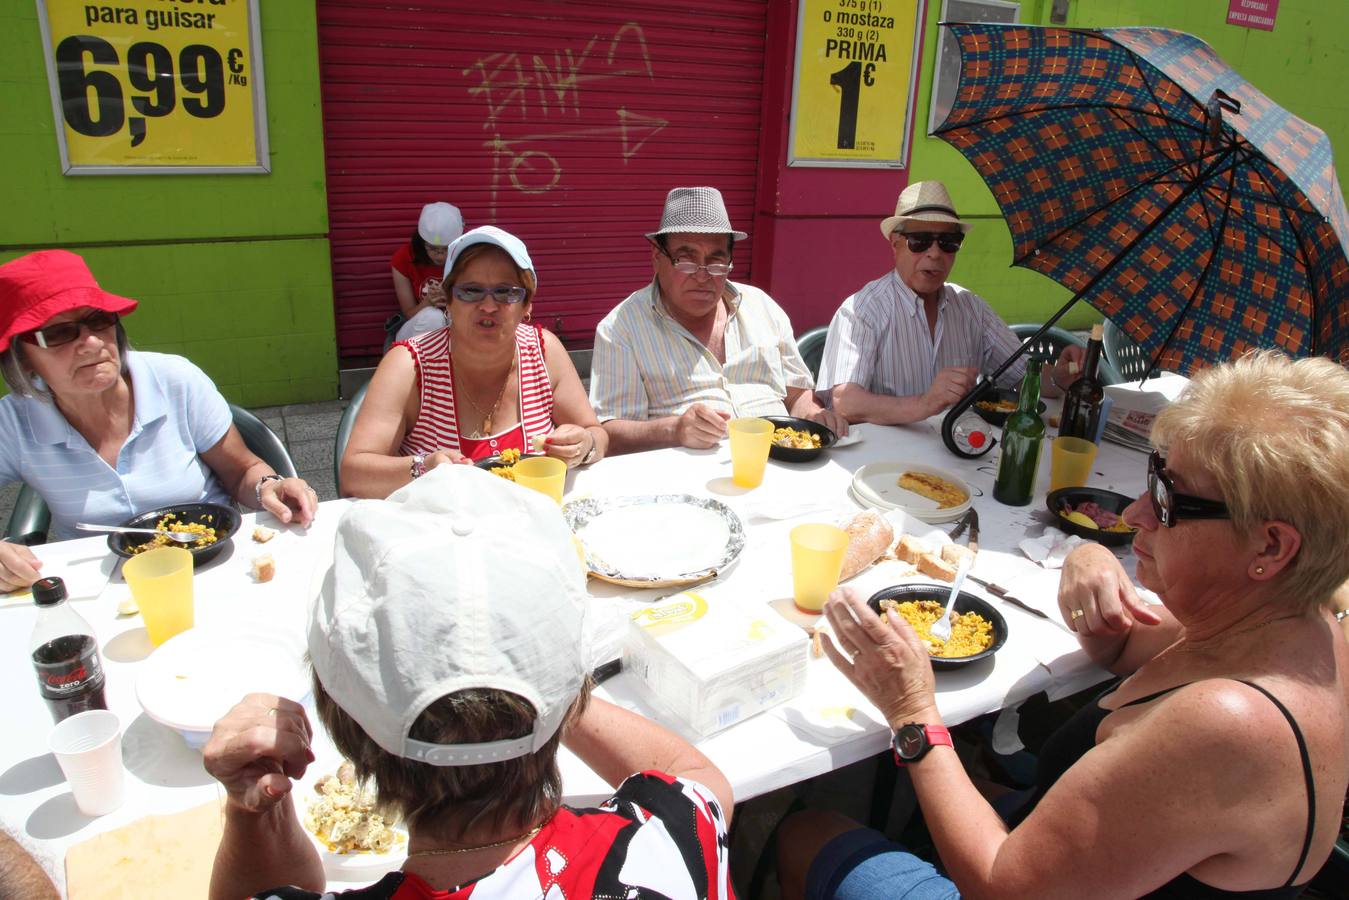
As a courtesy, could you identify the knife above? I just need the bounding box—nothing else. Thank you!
[964,573,1054,622]
[948,509,976,543]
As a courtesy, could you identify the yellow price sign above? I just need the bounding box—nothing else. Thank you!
[36,0,269,174]
[788,0,926,168]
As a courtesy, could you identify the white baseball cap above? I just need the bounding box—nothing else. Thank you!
[308,465,589,766]
[444,225,537,286]
[417,202,464,247]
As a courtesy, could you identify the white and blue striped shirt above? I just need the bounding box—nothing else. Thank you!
[816,271,1026,399]
[0,351,233,541]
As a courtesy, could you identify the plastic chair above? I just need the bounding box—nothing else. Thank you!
[1011,322,1123,385]
[332,380,369,497]
[796,326,829,382]
[3,404,296,545]
[1102,318,1158,382]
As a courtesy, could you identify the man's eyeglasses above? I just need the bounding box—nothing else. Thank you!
[1148,451,1230,527]
[657,246,733,278]
[451,284,528,305]
[900,232,964,254]
[20,311,120,349]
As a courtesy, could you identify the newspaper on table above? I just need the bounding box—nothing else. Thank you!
[1102,373,1190,452]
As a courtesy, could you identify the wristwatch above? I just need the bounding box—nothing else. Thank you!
[410,454,427,479]
[254,474,283,507]
[891,723,953,766]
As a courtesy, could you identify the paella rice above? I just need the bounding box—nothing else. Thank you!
[879,598,993,658]
[773,426,822,450]
[129,513,219,554]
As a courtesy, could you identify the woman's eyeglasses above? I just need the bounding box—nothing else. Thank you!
[657,246,733,278]
[900,232,964,254]
[20,311,120,348]
[1148,451,1230,527]
[451,284,528,305]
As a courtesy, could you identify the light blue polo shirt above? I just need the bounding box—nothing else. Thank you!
[0,351,233,541]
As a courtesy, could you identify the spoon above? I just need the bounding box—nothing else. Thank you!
[76,523,204,543]
[931,556,973,643]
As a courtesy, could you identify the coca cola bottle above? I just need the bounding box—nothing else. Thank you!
[30,577,108,722]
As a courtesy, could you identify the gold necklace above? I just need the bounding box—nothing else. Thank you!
[454,357,515,438]
[1172,614,1302,653]
[405,824,542,859]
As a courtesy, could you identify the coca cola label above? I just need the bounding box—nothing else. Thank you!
[32,634,104,700]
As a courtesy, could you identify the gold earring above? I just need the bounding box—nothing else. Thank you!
[1255,566,1265,575]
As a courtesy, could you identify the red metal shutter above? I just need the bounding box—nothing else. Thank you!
[317,1,770,363]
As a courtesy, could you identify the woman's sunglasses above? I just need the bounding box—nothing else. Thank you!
[900,232,964,254]
[1148,451,1230,527]
[20,311,120,348]
[451,284,528,305]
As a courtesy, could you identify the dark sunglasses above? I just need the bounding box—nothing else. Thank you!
[20,311,120,348]
[451,284,528,305]
[1148,451,1230,527]
[900,232,964,254]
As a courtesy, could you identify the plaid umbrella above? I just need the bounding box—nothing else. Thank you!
[934,24,1349,376]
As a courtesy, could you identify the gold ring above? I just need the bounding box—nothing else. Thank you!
[268,707,278,717]
[1070,609,1086,621]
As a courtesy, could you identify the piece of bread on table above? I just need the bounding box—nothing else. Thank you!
[839,511,895,582]
[252,525,277,543]
[251,554,275,583]
[894,534,927,565]
[940,543,975,569]
[917,552,957,583]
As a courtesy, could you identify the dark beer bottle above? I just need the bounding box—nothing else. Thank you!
[1059,324,1106,441]
[993,358,1046,506]
[30,577,108,722]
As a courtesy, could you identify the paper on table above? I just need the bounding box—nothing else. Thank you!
[0,548,112,608]
[771,655,884,742]
[1018,528,1087,569]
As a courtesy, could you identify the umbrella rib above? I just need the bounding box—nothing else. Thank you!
[936,101,1201,138]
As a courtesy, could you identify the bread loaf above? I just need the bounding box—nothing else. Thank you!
[839,511,895,582]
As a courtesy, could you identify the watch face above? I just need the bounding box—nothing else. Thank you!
[895,725,925,760]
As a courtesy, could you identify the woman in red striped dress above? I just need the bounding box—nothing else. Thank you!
[341,226,607,499]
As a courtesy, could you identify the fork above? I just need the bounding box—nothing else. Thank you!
[75,523,205,543]
[930,556,973,643]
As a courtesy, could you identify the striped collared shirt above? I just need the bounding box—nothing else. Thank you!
[589,280,814,422]
[816,270,1025,399]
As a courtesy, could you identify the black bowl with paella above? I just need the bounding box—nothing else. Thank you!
[763,416,837,463]
[866,583,1008,670]
[1046,487,1137,548]
[970,387,1048,427]
[108,502,241,567]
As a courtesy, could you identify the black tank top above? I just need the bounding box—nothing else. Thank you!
[1013,678,1316,898]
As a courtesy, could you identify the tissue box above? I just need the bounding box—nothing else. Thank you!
[624,589,808,736]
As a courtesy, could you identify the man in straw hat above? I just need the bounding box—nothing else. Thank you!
[590,187,848,453]
[203,465,734,898]
[817,181,1082,425]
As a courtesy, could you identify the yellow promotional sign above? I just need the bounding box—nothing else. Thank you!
[37,0,269,173]
[789,0,926,168]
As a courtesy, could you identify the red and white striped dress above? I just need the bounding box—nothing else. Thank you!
[397,324,554,461]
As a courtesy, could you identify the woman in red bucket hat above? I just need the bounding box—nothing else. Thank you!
[0,250,318,590]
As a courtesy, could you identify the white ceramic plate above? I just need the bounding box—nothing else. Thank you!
[296,764,409,882]
[564,494,745,587]
[850,462,973,524]
[136,626,310,746]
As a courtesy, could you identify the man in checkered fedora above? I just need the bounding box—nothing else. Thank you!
[817,181,1083,425]
[590,187,848,453]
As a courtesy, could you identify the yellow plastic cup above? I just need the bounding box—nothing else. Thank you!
[513,456,567,504]
[1049,436,1100,493]
[122,547,194,647]
[728,417,774,488]
[790,523,850,613]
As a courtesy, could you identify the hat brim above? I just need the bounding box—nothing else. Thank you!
[645,226,749,242]
[881,214,973,239]
[2,285,137,348]
[444,231,536,283]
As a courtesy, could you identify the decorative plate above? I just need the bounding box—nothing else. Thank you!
[563,494,745,588]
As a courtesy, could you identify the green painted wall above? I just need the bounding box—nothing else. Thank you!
[906,0,1349,330]
[0,1,335,407]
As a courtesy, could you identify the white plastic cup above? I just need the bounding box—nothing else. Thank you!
[49,709,125,816]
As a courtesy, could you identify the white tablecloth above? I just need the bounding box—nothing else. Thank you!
[0,412,1149,893]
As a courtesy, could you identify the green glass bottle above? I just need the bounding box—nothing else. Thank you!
[993,358,1045,506]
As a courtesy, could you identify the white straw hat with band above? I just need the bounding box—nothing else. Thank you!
[417,202,464,247]
[308,465,590,766]
[443,225,537,285]
[646,186,748,241]
[880,181,973,238]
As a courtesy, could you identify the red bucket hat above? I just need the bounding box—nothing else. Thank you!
[0,250,138,348]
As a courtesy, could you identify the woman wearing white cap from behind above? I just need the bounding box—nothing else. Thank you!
[390,202,464,344]
[342,226,607,497]
[203,466,734,899]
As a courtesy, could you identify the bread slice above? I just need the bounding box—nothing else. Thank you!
[251,525,277,543]
[894,534,927,564]
[940,543,975,569]
[251,554,275,583]
[917,552,957,582]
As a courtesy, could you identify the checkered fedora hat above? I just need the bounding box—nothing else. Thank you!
[645,187,748,240]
